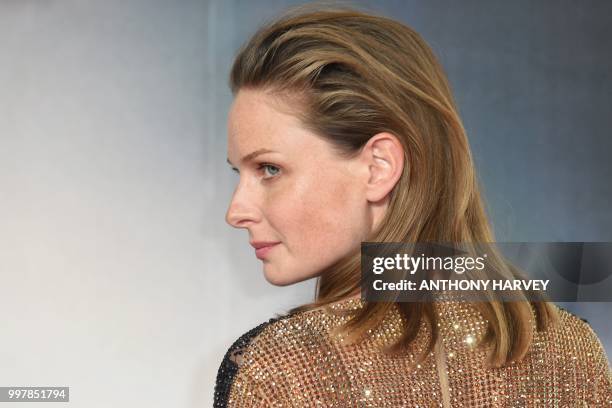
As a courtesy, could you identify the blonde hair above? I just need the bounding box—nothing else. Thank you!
[229,4,557,367]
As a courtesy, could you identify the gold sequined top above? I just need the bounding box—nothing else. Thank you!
[214,299,612,407]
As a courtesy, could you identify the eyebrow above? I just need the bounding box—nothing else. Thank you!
[226,148,277,167]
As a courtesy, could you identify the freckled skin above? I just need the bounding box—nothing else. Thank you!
[225,89,372,286]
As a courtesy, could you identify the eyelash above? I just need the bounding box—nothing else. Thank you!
[258,163,281,179]
[231,163,281,179]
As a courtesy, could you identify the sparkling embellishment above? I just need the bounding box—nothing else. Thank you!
[214,298,612,406]
[464,334,476,346]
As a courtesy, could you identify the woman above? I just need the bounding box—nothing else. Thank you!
[214,5,611,407]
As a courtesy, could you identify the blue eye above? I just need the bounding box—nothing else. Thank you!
[259,164,280,178]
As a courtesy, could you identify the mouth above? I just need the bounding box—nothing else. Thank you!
[252,242,280,260]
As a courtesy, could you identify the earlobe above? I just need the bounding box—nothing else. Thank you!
[363,132,404,203]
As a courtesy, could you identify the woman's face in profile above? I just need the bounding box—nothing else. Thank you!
[225,89,373,286]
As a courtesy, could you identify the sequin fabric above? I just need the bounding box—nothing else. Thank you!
[214,299,612,407]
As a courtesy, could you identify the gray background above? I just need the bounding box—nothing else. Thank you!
[0,1,609,407]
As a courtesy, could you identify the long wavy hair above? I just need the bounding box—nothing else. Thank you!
[228,4,557,367]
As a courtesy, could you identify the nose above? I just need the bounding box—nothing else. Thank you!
[225,183,260,228]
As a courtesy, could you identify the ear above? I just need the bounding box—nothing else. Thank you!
[360,132,405,203]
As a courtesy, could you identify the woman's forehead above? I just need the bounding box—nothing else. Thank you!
[228,92,320,155]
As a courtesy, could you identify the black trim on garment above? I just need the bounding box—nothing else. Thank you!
[213,316,283,407]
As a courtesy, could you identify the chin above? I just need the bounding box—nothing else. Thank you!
[263,269,296,286]
[263,265,312,287]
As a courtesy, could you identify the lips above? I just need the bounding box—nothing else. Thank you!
[250,241,280,249]
[250,241,280,260]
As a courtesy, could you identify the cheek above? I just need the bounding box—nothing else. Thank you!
[271,171,365,255]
